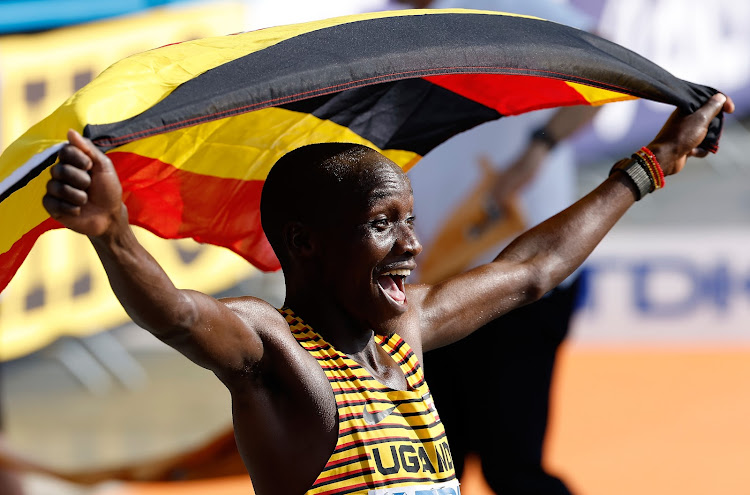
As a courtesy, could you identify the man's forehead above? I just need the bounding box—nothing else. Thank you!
[324,152,406,188]
[367,173,412,203]
[308,149,412,211]
[359,158,412,202]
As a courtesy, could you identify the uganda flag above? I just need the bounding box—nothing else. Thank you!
[0,9,724,293]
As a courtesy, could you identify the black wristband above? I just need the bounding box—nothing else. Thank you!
[530,127,558,149]
[610,157,654,201]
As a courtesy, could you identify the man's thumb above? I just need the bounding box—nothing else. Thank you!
[702,93,727,120]
[67,129,108,172]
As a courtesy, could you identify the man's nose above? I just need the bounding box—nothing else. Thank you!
[396,222,422,257]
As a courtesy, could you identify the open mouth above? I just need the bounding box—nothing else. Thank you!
[377,269,410,305]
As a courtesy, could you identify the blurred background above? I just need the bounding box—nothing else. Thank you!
[0,1,749,494]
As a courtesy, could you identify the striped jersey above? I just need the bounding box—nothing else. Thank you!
[281,308,460,495]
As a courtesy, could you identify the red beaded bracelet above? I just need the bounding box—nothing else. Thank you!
[632,152,660,191]
[637,146,665,189]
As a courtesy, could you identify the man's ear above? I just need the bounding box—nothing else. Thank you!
[283,221,316,258]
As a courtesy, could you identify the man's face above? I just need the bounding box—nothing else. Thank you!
[314,155,422,330]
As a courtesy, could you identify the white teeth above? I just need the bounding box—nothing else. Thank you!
[382,269,411,277]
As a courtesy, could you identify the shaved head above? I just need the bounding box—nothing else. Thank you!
[260,143,405,268]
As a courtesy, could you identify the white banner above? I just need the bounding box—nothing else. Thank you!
[571,228,750,346]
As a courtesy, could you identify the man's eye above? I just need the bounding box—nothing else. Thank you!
[371,218,389,229]
[406,215,416,225]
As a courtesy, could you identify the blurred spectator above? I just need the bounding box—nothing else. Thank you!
[396,0,599,493]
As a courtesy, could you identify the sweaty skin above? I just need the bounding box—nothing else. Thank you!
[42,94,732,495]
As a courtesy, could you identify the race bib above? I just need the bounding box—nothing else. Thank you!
[367,479,460,495]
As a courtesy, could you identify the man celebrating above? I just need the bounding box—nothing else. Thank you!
[42,94,731,494]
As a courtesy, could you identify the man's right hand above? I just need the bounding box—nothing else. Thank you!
[43,129,124,237]
[648,93,734,176]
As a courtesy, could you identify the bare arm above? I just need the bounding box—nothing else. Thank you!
[42,130,280,379]
[417,94,734,350]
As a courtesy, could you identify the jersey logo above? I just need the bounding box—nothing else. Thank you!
[362,399,397,425]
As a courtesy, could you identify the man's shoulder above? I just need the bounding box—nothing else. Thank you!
[220,296,291,337]
[218,297,323,390]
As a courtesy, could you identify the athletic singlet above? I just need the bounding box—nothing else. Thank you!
[281,308,460,495]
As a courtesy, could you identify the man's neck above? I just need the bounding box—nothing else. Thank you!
[283,293,373,355]
[285,296,410,391]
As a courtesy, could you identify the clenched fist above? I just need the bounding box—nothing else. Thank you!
[43,130,125,237]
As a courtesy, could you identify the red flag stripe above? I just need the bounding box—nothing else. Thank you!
[109,151,279,271]
[0,217,62,293]
[424,73,589,115]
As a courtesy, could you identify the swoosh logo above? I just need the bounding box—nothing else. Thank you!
[362,400,397,425]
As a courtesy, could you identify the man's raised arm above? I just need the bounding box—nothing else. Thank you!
[417,93,734,351]
[42,130,277,378]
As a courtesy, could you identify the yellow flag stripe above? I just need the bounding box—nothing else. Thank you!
[112,107,420,181]
[566,81,639,105]
[0,174,52,254]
